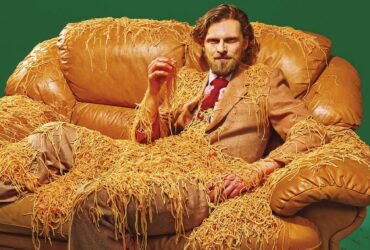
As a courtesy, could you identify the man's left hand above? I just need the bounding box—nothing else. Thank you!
[207,160,283,203]
[207,174,247,203]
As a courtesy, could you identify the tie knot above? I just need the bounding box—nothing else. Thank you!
[212,77,229,90]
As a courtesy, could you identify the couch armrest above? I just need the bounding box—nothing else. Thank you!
[5,38,76,119]
[298,201,366,250]
[0,95,68,144]
[270,158,370,216]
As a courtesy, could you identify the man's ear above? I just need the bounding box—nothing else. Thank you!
[243,36,249,50]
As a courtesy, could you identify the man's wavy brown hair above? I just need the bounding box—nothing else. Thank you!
[192,4,258,64]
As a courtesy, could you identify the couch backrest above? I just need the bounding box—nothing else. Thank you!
[58,17,192,108]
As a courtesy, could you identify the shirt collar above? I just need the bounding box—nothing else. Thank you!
[208,70,233,84]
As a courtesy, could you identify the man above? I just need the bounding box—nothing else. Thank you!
[69,4,322,250]
[135,4,319,201]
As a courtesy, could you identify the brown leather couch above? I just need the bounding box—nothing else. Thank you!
[0,17,369,250]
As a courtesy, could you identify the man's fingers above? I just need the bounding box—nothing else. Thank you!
[156,57,176,67]
[222,177,248,199]
[148,71,169,79]
[223,179,232,189]
[222,181,237,198]
[148,62,175,74]
[229,184,247,198]
[148,62,172,73]
[148,57,176,71]
[229,188,240,198]
[208,174,249,203]
[209,183,246,203]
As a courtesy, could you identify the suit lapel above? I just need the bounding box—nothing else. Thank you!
[177,75,208,127]
[206,66,248,132]
[188,75,209,111]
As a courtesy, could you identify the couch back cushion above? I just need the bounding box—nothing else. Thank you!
[58,17,192,108]
[253,23,331,97]
[303,57,362,128]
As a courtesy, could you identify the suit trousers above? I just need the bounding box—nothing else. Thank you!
[0,123,210,249]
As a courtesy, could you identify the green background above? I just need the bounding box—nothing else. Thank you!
[0,0,368,249]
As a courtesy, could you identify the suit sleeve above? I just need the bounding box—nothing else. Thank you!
[132,92,195,143]
[266,68,326,165]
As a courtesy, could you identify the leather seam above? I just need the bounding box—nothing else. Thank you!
[274,185,369,211]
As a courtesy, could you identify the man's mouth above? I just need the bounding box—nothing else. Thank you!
[215,57,231,61]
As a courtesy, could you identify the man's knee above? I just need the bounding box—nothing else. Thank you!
[181,183,210,230]
[27,122,78,149]
[69,190,123,250]
[71,185,210,244]
[72,189,112,227]
[126,183,209,236]
[71,193,95,232]
[27,122,78,175]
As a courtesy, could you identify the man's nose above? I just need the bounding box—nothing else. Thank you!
[216,41,227,54]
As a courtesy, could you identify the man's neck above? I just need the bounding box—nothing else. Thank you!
[208,70,233,83]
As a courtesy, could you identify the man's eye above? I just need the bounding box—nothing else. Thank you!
[208,39,219,44]
[225,38,238,43]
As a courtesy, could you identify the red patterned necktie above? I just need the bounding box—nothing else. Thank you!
[200,77,229,111]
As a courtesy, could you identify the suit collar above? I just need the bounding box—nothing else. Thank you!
[208,70,234,84]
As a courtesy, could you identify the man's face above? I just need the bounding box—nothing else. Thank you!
[203,19,249,76]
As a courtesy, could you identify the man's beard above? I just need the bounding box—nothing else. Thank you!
[204,54,240,76]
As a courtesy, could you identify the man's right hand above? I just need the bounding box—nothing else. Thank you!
[148,57,177,95]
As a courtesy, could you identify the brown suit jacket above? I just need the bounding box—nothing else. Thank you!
[156,64,322,164]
